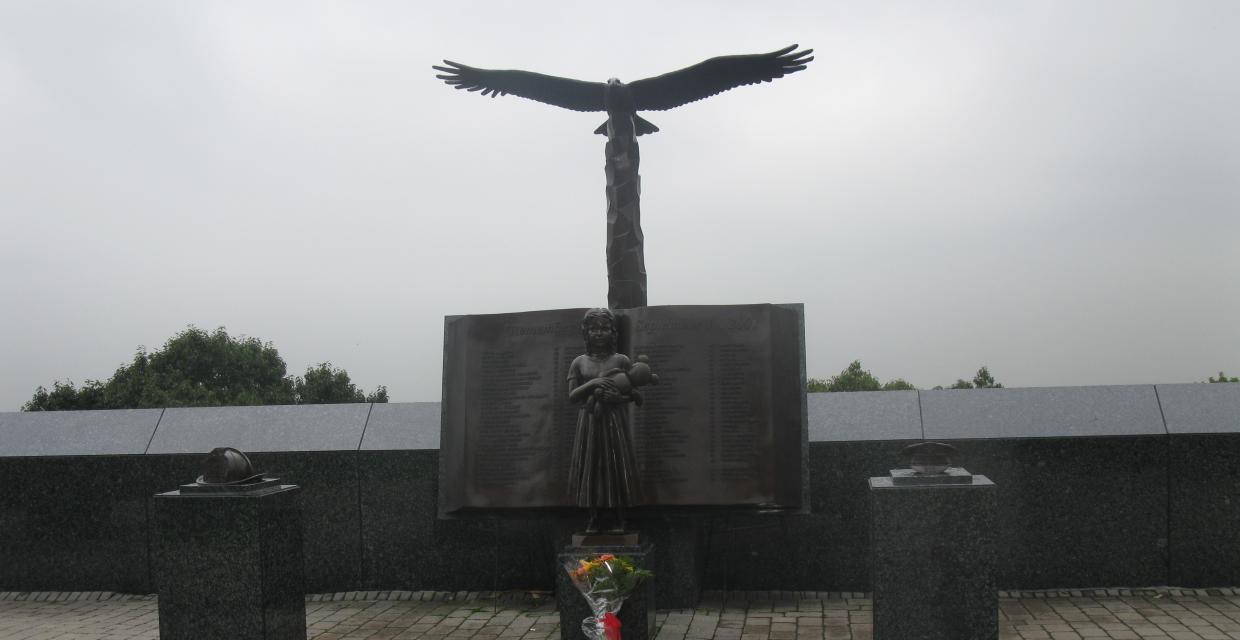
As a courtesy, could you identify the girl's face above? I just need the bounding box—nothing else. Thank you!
[586,317,613,350]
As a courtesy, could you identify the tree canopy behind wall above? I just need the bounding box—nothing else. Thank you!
[941,366,1004,390]
[22,326,388,411]
[808,360,917,392]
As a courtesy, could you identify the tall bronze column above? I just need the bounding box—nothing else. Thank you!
[604,122,647,309]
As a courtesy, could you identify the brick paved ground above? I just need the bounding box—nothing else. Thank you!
[4,588,1240,639]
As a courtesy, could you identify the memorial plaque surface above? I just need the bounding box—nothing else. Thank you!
[439,304,805,515]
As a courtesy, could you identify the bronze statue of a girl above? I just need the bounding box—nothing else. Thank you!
[566,308,658,533]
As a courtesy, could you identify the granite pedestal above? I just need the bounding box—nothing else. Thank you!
[870,472,996,640]
[556,543,655,640]
[152,484,306,640]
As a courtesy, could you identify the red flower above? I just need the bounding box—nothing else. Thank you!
[602,612,622,640]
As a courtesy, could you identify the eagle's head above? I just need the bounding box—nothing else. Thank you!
[602,78,633,114]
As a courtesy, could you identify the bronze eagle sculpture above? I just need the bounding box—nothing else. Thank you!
[432,45,813,137]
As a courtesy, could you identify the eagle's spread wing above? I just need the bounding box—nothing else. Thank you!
[628,45,813,112]
[433,61,606,112]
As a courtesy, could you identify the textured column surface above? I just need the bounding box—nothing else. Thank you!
[604,127,647,309]
[153,485,306,640]
[870,474,997,640]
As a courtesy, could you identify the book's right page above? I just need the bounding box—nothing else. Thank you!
[626,304,804,509]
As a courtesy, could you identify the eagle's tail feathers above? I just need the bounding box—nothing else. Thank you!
[634,114,660,136]
[593,115,661,136]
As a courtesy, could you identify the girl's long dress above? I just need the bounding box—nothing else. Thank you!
[567,353,643,508]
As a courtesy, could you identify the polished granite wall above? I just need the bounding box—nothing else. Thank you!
[704,391,923,591]
[0,409,163,592]
[357,402,555,592]
[921,385,1169,590]
[2,384,1239,595]
[1160,384,1240,587]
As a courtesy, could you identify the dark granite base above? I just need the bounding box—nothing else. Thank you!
[701,513,801,590]
[636,517,704,609]
[556,544,655,640]
[705,440,915,591]
[870,476,997,640]
[948,437,1166,589]
[359,449,437,588]
[359,450,553,591]
[429,516,552,590]
[152,485,305,640]
[247,452,360,593]
[0,455,154,592]
[1169,434,1240,586]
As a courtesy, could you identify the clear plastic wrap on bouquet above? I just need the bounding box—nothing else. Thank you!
[562,553,652,640]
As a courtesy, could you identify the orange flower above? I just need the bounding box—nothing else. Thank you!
[597,553,616,562]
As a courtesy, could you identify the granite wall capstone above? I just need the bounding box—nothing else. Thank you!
[1,384,1238,595]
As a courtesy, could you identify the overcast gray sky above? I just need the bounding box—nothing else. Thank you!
[1,1,1237,411]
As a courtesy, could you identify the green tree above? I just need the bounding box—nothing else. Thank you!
[23,327,387,410]
[1209,371,1239,383]
[972,366,1003,389]
[943,366,1003,390]
[23,380,106,411]
[824,360,882,392]
[295,363,389,404]
[882,378,916,391]
[809,362,917,392]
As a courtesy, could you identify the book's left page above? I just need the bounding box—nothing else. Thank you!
[440,308,586,515]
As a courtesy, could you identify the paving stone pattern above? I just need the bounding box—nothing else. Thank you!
[5,588,1240,639]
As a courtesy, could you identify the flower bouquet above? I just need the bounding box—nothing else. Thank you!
[563,553,653,640]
